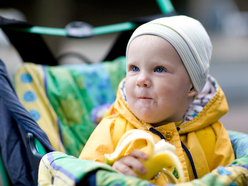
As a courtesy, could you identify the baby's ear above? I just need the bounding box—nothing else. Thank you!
[188,87,196,97]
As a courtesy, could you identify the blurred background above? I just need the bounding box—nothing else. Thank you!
[0,1,248,183]
[0,0,248,132]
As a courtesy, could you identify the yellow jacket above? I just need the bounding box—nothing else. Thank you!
[79,76,235,185]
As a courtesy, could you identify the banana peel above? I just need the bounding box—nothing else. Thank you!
[104,129,185,183]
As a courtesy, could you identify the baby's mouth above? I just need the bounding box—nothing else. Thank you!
[138,96,152,99]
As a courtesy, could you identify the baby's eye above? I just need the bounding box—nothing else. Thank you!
[131,66,139,72]
[154,66,165,73]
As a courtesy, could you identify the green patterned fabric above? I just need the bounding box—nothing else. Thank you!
[45,65,95,157]
[44,56,126,156]
[228,130,248,160]
[38,151,156,186]
[65,56,126,108]
[38,130,248,186]
[102,57,127,94]
[14,57,127,157]
[38,151,248,186]
[96,170,154,186]
[174,165,248,186]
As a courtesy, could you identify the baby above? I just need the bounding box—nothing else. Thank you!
[79,16,235,185]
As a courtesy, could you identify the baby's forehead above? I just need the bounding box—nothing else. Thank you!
[128,34,172,51]
[128,34,178,55]
[127,35,184,67]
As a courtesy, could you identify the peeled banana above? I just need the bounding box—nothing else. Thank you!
[104,129,185,183]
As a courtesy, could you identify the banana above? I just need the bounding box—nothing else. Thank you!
[104,129,185,183]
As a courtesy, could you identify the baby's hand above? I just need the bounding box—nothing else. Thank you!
[112,149,147,177]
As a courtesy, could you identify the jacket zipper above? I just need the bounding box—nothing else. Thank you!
[149,127,198,179]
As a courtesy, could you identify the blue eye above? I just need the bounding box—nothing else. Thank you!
[155,67,165,72]
[131,66,139,72]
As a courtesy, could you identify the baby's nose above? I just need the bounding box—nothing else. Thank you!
[136,73,151,87]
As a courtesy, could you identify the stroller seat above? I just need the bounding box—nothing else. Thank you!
[13,57,126,157]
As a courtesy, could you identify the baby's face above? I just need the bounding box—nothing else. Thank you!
[125,35,195,124]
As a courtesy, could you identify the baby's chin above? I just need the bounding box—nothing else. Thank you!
[134,111,180,125]
[129,105,177,124]
[135,113,164,124]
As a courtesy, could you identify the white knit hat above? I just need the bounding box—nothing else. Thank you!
[126,15,212,96]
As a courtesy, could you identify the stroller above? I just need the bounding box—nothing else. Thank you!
[0,1,248,185]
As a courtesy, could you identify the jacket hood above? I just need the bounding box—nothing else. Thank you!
[113,75,229,134]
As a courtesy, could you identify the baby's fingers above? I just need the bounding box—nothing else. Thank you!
[130,149,148,160]
[113,155,147,176]
[113,160,138,177]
